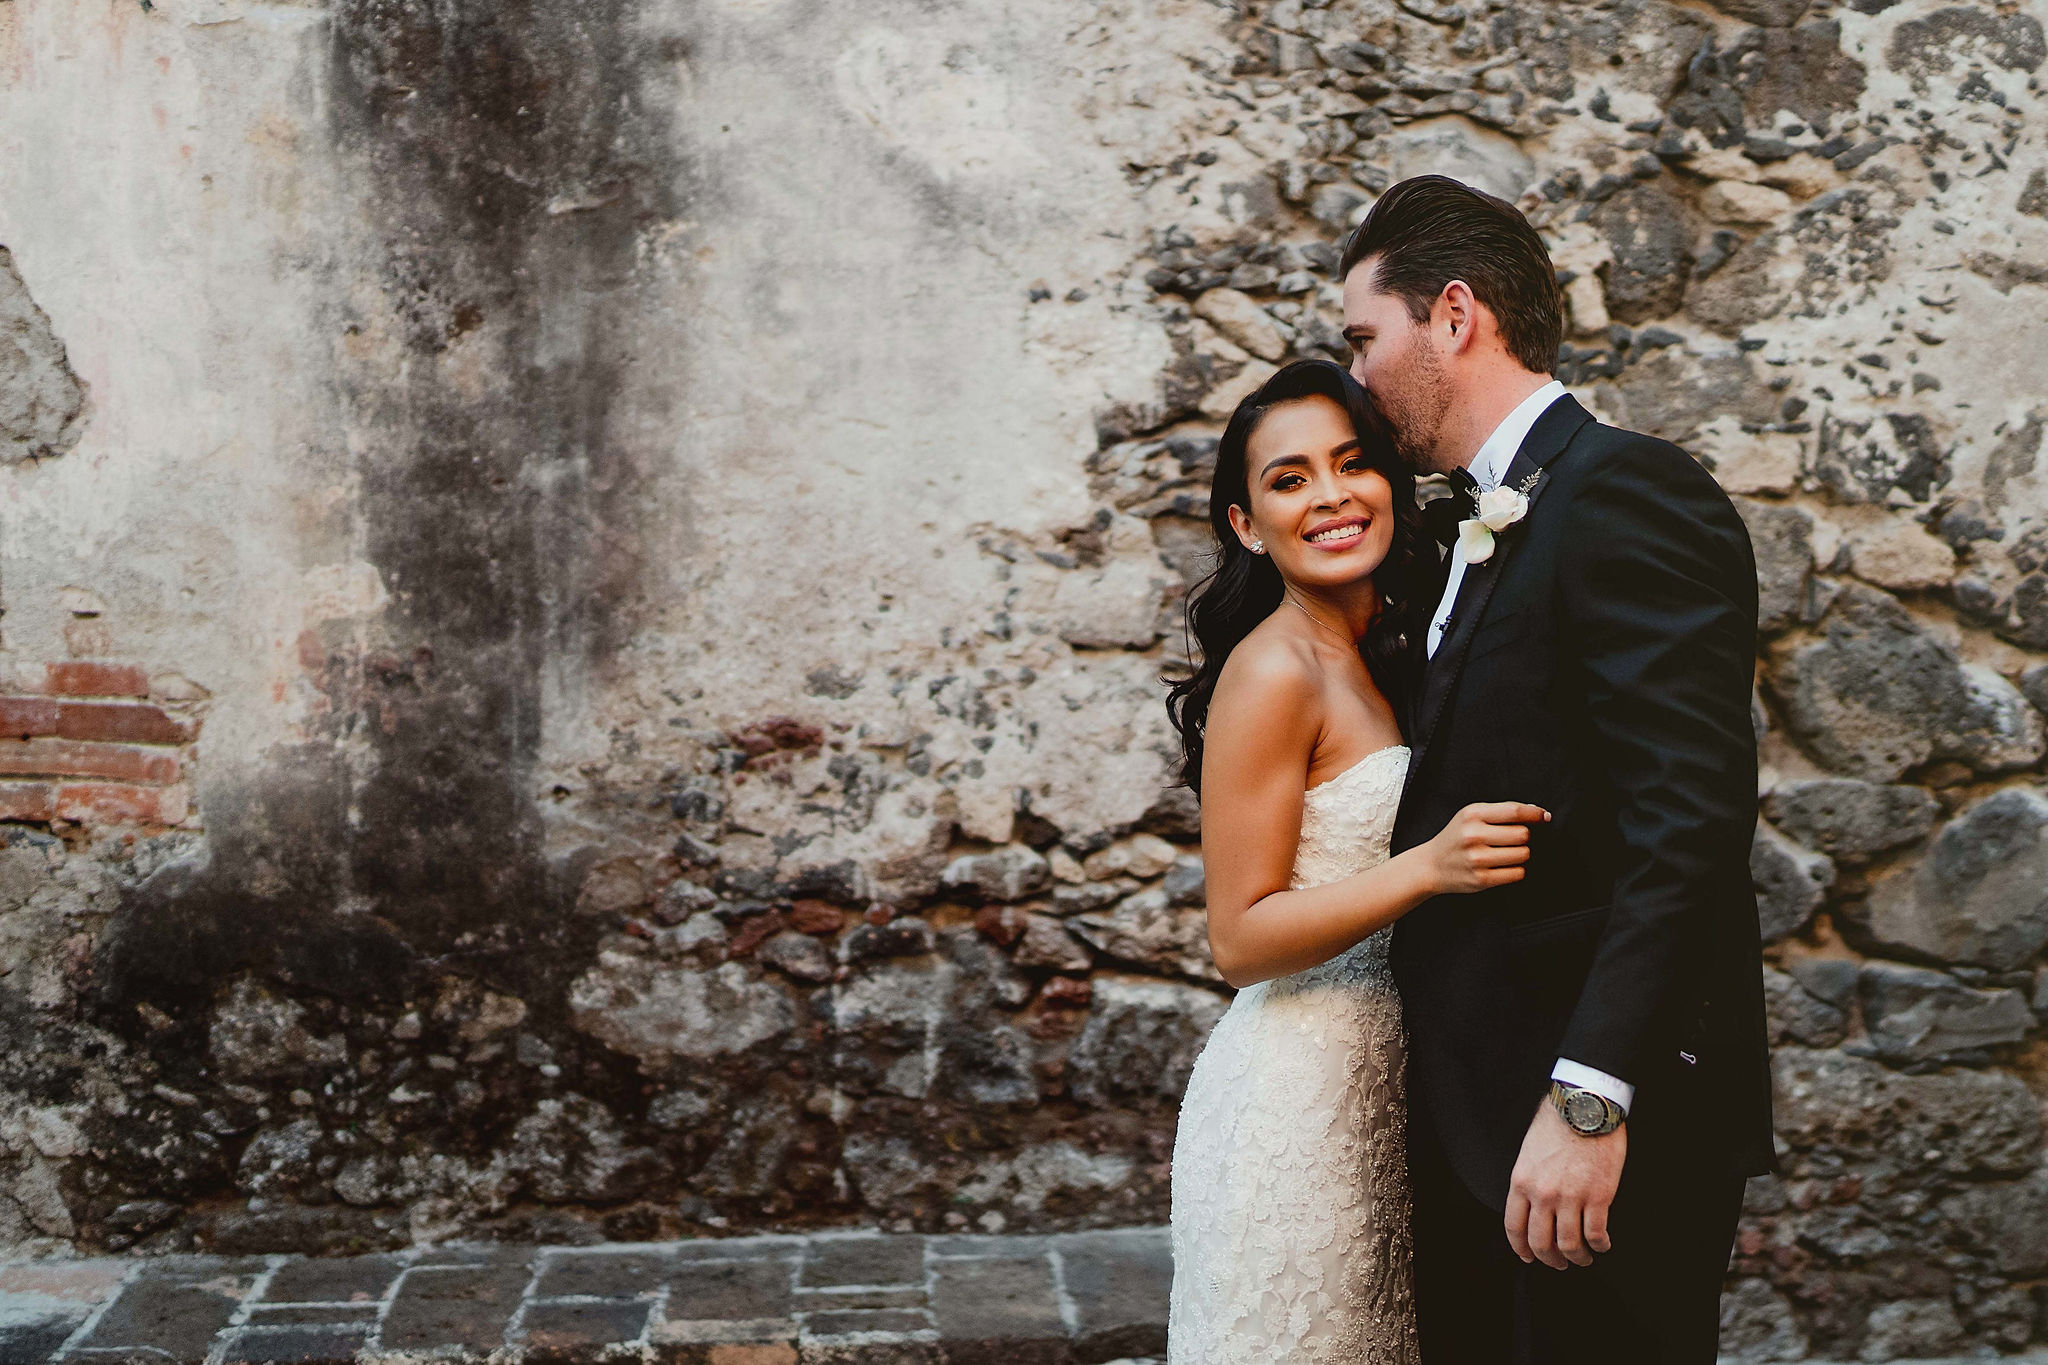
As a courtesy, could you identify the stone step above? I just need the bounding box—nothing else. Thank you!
[0,1228,1170,1364]
[9,1240,2045,1364]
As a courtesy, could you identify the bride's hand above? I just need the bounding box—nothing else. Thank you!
[1423,802,1549,894]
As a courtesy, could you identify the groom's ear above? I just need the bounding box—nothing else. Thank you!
[1437,280,1481,354]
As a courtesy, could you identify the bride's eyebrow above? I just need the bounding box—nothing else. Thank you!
[1259,440,1363,479]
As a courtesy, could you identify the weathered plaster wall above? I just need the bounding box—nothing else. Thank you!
[1,0,2045,1356]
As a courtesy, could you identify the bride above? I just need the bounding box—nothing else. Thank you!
[1164,359,1547,1362]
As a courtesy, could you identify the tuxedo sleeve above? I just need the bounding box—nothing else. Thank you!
[1552,439,1758,1085]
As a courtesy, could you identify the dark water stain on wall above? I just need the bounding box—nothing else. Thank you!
[95,2,696,1033]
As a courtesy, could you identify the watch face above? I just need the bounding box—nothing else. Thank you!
[1562,1088,1606,1133]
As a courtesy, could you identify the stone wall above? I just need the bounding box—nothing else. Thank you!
[0,0,2044,1356]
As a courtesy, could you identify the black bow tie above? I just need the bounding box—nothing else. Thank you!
[1425,468,1481,548]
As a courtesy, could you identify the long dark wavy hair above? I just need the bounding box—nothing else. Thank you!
[1165,358,1428,793]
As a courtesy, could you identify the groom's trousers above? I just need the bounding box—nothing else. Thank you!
[1409,1101,1746,1364]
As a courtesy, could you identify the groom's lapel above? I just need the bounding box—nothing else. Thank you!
[1409,395,1595,766]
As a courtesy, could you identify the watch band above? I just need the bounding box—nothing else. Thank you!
[1549,1080,1626,1136]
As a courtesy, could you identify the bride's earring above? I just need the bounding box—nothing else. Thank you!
[1250,540,1265,554]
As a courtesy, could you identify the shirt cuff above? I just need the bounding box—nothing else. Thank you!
[1551,1059,1634,1115]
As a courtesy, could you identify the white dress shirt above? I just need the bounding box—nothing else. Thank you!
[1422,378,1637,1116]
[1425,379,1565,658]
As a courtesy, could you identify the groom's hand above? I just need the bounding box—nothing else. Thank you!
[1505,1100,1626,1269]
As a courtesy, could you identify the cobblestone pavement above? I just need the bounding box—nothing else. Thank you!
[0,1228,1169,1364]
[9,1233,2048,1365]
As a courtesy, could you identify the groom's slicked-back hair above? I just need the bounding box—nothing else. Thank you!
[1339,174,1562,377]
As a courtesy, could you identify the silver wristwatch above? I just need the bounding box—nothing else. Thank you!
[1549,1081,1625,1137]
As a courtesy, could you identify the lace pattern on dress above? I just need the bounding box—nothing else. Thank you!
[1167,745,1418,1365]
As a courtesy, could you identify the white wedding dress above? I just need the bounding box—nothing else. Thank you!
[1168,744,1419,1364]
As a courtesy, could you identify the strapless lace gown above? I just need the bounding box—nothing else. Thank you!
[1168,744,1418,1364]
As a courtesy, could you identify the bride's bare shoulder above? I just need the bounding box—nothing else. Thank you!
[1210,618,1323,719]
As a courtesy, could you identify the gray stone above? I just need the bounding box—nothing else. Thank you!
[1887,7,2045,86]
[1732,22,1868,129]
[2020,168,2048,219]
[956,1141,1134,1213]
[1961,1285,2038,1352]
[689,1093,795,1198]
[1382,116,1535,202]
[209,978,347,1083]
[1068,976,1227,1106]
[1858,1298,1965,1362]
[839,915,937,962]
[758,929,836,982]
[1055,1226,1172,1360]
[1011,913,1093,971]
[567,954,797,1067]
[1787,955,1859,1009]
[1772,1047,2042,1177]
[1940,1166,2048,1276]
[1595,347,1776,444]
[1944,664,2046,774]
[929,1254,1065,1345]
[1307,183,1371,229]
[1082,834,1179,882]
[942,846,1051,902]
[1763,965,1848,1048]
[1762,779,1938,860]
[1592,184,1697,324]
[1751,821,1833,944]
[234,1120,324,1198]
[513,1094,665,1203]
[1814,412,1950,507]
[1161,855,1205,907]
[1856,960,2032,1064]
[380,1263,530,1352]
[828,959,954,1100]
[2004,572,2048,649]
[933,1021,1039,1106]
[1856,786,2048,970]
[1703,0,1810,25]
[0,246,87,464]
[2022,664,2048,722]
[1735,497,1813,635]
[1770,583,2044,781]
[0,826,60,915]
[1718,1278,1808,1361]
[1686,229,1796,335]
[1072,887,1220,981]
[69,1267,253,1361]
[941,924,1035,1009]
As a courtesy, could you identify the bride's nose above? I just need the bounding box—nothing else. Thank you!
[1307,470,1350,508]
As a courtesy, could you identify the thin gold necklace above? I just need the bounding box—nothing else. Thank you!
[1287,597,1363,648]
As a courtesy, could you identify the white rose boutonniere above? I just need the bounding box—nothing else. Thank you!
[1456,478,1537,564]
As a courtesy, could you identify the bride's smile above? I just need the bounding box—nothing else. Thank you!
[1305,514,1371,549]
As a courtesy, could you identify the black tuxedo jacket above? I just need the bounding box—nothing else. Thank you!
[1390,395,1774,1210]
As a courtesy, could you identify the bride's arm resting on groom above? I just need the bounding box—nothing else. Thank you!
[1198,639,1548,990]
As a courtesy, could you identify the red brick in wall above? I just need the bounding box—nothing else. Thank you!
[36,662,151,698]
[0,697,194,745]
[0,739,181,785]
[0,661,201,831]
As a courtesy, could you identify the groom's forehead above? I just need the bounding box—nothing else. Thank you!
[1341,261,1406,324]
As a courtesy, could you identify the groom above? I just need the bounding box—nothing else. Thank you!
[1344,176,1773,1362]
